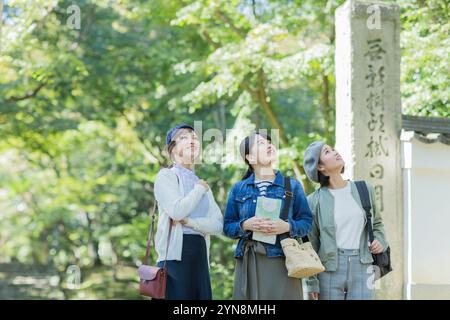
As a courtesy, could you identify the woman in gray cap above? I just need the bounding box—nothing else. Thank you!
[223,131,312,300]
[153,124,223,299]
[303,141,389,300]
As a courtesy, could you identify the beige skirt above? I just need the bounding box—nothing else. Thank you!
[233,240,303,300]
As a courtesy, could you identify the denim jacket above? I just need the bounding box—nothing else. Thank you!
[223,170,313,258]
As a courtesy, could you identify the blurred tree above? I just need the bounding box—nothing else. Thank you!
[0,0,447,299]
[399,0,449,117]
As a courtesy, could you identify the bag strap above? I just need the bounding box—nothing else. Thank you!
[143,199,173,269]
[280,176,309,243]
[354,180,375,243]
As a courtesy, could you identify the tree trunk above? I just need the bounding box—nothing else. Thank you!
[321,74,335,144]
[242,69,310,190]
[201,31,312,190]
[85,212,102,267]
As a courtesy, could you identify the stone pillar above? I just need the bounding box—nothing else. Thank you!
[335,0,403,299]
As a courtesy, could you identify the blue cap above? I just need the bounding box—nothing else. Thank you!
[165,123,195,145]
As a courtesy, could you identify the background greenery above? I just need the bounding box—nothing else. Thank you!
[0,0,448,299]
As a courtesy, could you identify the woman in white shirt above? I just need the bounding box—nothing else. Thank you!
[153,124,223,300]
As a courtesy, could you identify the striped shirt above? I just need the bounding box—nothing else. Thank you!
[254,179,274,196]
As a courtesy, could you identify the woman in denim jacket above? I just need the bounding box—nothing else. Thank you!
[303,141,389,300]
[223,131,312,300]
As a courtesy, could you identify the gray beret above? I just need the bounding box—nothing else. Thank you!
[303,141,325,183]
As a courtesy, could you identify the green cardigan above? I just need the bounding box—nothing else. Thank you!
[305,180,389,293]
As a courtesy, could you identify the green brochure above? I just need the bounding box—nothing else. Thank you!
[252,196,283,245]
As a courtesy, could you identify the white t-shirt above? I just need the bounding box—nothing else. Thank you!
[328,181,365,250]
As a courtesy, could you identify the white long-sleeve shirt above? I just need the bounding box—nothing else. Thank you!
[153,167,223,263]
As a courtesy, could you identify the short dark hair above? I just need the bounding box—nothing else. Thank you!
[318,166,345,188]
[318,171,330,187]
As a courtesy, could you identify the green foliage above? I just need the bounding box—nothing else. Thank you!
[0,0,447,299]
[399,0,449,117]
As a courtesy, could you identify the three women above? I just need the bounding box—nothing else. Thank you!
[153,124,389,300]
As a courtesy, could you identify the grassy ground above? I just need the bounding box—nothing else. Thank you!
[0,261,237,299]
[0,263,146,300]
[65,265,146,300]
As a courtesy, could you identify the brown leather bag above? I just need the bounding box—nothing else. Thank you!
[138,201,172,299]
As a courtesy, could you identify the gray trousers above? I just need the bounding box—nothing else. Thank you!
[318,248,375,300]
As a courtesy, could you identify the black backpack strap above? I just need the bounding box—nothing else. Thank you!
[280,176,292,221]
[354,180,375,243]
[280,176,309,243]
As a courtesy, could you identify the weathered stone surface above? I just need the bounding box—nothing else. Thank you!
[335,0,403,299]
